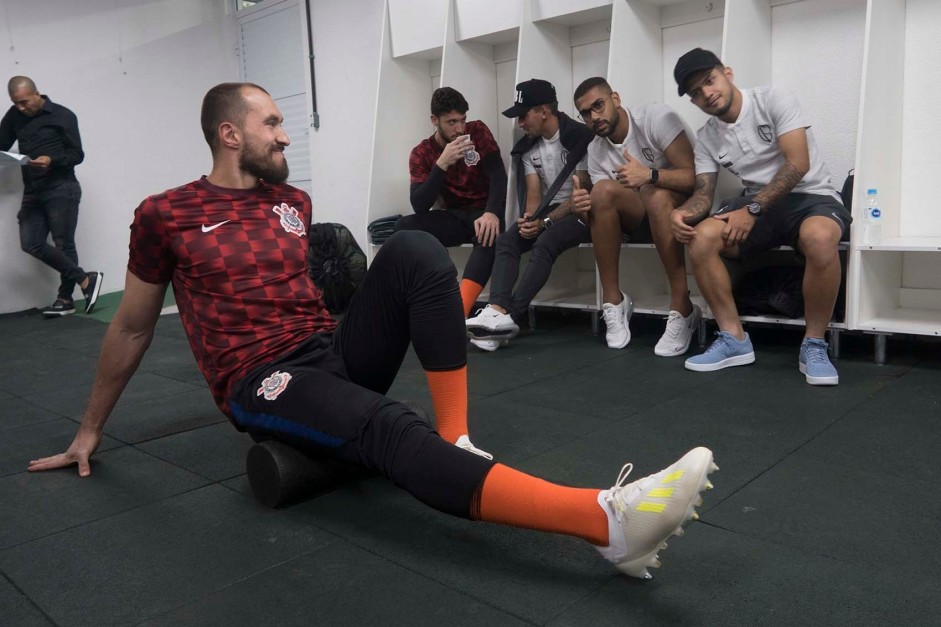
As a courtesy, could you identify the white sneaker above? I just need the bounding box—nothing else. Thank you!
[654,305,702,357]
[595,447,717,579]
[601,292,633,349]
[455,435,493,460]
[466,305,520,341]
[470,338,508,352]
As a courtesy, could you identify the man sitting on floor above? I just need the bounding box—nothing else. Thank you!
[465,79,593,352]
[396,87,507,318]
[28,82,716,581]
[574,78,700,355]
[671,48,850,385]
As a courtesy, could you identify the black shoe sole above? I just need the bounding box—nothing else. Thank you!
[83,272,103,314]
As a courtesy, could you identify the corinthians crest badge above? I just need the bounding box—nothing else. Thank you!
[273,203,307,237]
[257,370,292,400]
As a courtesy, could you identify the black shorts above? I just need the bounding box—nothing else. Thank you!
[716,193,851,259]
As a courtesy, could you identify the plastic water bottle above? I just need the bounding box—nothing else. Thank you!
[863,188,882,245]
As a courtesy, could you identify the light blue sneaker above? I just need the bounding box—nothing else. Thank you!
[799,338,839,385]
[685,331,756,372]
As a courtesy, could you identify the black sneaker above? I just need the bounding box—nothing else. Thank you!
[41,299,76,317]
[82,271,103,314]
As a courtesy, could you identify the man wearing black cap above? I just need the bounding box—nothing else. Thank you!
[671,48,851,385]
[573,77,698,355]
[465,79,594,351]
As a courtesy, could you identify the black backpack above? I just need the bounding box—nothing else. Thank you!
[307,223,366,314]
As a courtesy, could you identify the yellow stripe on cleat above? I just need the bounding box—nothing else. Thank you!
[661,470,685,483]
[636,502,667,513]
[647,488,674,498]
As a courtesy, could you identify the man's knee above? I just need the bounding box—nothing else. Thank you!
[640,186,682,217]
[799,221,842,266]
[395,214,421,232]
[383,229,447,260]
[589,180,622,214]
[688,218,726,260]
[20,237,43,257]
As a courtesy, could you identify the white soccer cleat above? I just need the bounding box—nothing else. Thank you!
[595,447,717,579]
[455,435,493,460]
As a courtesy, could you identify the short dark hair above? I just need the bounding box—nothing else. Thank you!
[573,77,612,102]
[430,87,468,117]
[7,76,37,96]
[200,82,270,153]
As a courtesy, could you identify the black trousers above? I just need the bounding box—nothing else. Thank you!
[489,212,590,321]
[18,181,87,300]
[228,231,495,518]
[394,208,503,286]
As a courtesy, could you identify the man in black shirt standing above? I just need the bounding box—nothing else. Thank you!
[1,76,101,316]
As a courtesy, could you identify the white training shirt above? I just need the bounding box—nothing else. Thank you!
[693,86,839,199]
[522,129,588,205]
[587,102,688,185]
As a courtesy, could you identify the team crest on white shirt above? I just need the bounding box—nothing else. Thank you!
[757,125,773,143]
[257,370,292,400]
[273,202,306,237]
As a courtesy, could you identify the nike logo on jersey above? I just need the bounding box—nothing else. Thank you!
[201,220,231,233]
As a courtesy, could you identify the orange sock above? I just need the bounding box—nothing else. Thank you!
[476,464,609,546]
[460,279,484,318]
[425,367,468,443]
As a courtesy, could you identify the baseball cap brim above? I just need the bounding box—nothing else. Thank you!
[501,103,529,118]
[676,63,717,96]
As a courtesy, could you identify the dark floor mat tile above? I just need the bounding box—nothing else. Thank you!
[0,486,334,626]
[0,396,68,431]
[548,523,941,626]
[0,574,53,627]
[706,453,941,578]
[140,541,530,627]
[0,446,208,549]
[0,349,98,397]
[136,422,255,481]
[281,479,615,624]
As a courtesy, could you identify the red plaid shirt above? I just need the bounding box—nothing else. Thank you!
[127,176,336,414]
[408,120,499,209]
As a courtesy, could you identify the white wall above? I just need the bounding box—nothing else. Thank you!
[305,0,385,229]
[771,0,866,191]
[0,0,238,314]
[900,0,941,238]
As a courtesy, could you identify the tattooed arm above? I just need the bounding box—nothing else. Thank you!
[752,127,810,209]
[671,172,717,243]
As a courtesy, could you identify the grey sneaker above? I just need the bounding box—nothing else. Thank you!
[655,305,702,357]
[685,331,755,372]
[601,292,633,349]
[799,338,839,385]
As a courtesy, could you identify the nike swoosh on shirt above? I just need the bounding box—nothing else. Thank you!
[718,152,729,159]
[201,220,231,233]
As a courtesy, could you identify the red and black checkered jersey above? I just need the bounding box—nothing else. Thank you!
[127,176,336,415]
[408,120,499,209]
